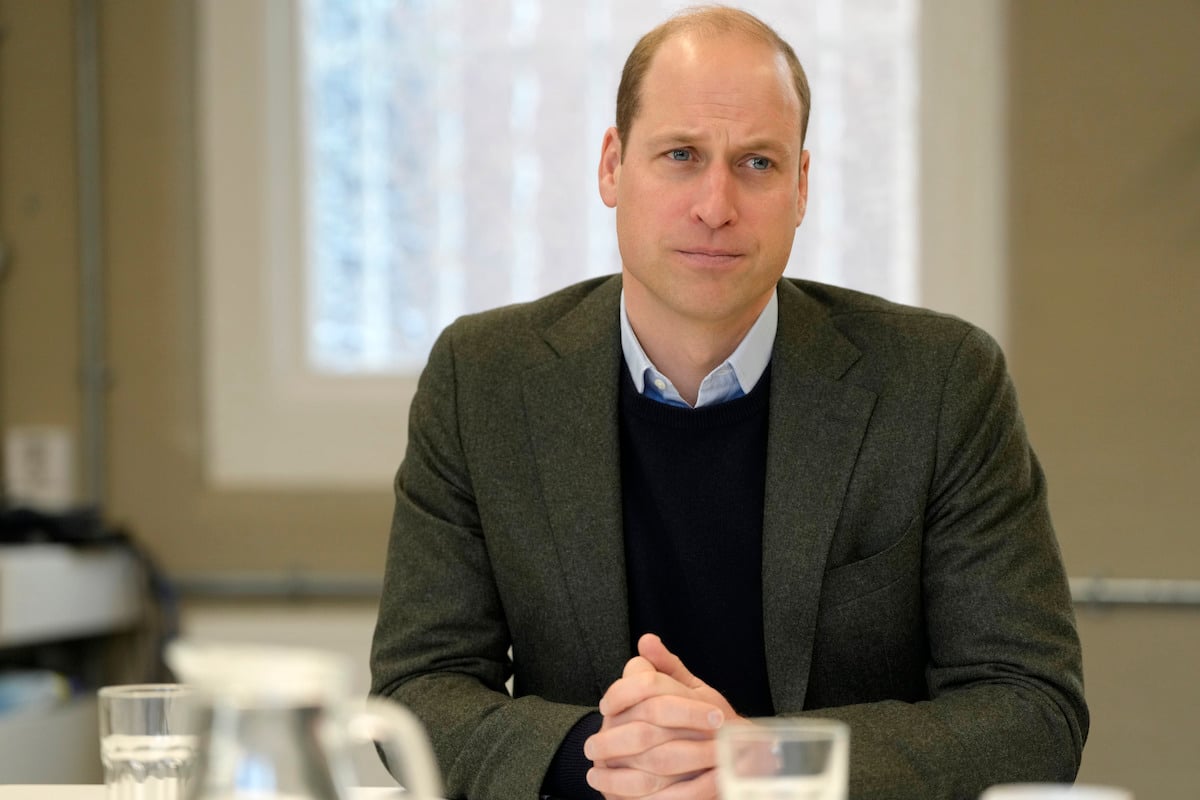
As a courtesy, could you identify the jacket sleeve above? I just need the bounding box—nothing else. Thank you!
[808,326,1089,799]
[369,327,594,800]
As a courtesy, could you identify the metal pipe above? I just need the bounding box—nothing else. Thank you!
[74,0,107,508]
[174,571,384,600]
[171,572,1200,606]
[1070,577,1200,609]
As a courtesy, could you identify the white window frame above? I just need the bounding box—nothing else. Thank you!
[198,0,1006,488]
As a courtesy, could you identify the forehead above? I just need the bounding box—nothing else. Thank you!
[633,31,801,142]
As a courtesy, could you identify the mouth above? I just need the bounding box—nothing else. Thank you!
[675,248,744,265]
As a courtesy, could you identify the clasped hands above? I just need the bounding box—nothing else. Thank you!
[584,633,741,799]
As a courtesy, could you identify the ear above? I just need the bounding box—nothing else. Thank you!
[598,127,622,209]
[795,149,811,227]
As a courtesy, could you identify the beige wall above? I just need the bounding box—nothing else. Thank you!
[1008,1,1199,580]
[1006,2,1200,795]
[1,0,1197,795]
[0,0,391,573]
[0,1,81,444]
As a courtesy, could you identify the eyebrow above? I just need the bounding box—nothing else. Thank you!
[645,129,795,157]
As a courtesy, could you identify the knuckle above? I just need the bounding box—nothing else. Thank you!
[634,670,659,689]
[630,721,660,751]
[616,769,660,797]
[643,744,676,775]
[647,695,697,729]
[643,695,675,722]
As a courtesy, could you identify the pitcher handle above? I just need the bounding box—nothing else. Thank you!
[347,697,444,799]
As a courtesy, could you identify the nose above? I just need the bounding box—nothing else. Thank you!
[691,164,738,229]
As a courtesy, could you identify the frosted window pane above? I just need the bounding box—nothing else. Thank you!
[301,0,917,374]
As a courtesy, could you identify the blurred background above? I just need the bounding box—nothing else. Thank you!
[0,0,1196,795]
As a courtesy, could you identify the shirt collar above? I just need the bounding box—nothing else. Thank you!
[619,289,777,405]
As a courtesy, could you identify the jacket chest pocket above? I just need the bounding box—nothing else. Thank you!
[806,515,929,708]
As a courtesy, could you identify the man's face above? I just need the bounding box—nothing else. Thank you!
[599,32,809,333]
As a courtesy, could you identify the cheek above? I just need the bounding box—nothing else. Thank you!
[762,192,804,235]
[618,192,673,242]
[614,206,651,267]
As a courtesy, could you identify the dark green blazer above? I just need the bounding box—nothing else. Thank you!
[370,275,1087,800]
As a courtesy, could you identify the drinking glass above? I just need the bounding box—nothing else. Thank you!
[98,683,199,800]
[716,717,849,800]
[980,785,1133,800]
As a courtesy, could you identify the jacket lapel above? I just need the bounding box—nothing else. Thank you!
[518,276,876,706]
[763,280,877,712]
[521,277,630,694]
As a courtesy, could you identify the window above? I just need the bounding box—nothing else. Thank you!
[199,1,1005,486]
[302,0,917,374]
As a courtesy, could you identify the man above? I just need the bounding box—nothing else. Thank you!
[370,7,1087,800]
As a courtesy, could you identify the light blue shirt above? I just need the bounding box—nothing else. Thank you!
[619,290,778,409]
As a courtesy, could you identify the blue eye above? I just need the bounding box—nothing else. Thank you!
[747,156,772,171]
[668,149,691,161]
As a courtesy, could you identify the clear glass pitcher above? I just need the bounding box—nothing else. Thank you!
[165,640,442,800]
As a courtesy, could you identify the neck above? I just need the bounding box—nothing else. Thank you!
[626,298,762,407]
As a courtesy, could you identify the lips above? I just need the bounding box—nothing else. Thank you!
[674,248,745,267]
[679,248,742,258]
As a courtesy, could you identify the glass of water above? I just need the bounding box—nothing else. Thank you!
[716,717,849,800]
[98,684,199,800]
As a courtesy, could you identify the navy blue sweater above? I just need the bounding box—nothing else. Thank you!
[541,366,774,798]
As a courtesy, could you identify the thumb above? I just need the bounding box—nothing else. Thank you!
[622,654,656,678]
[637,633,703,689]
[638,633,740,722]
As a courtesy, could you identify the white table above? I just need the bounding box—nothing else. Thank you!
[0,789,409,799]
